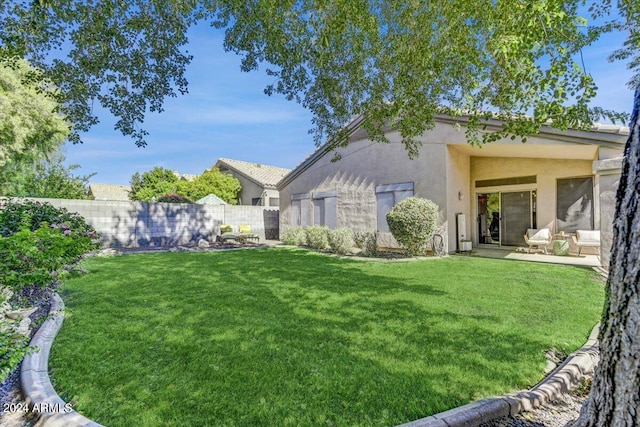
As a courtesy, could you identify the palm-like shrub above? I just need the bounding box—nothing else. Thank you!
[386,197,439,256]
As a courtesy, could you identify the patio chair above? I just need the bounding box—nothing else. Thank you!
[237,225,259,243]
[572,230,601,256]
[219,224,238,243]
[524,228,552,254]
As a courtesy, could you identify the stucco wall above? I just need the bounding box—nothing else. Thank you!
[279,119,625,257]
[279,132,456,251]
[11,198,278,248]
[470,157,594,234]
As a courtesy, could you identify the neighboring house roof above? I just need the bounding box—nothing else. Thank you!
[278,113,630,189]
[88,183,131,201]
[196,193,227,205]
[172,171,198,182]
[215,158,291,189]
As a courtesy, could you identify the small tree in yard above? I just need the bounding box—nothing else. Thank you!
[386,197,439,256]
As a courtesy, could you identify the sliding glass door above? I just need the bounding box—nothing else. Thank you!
[477,191,536,246]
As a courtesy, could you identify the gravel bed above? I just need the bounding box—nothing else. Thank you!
[480,380,590,427]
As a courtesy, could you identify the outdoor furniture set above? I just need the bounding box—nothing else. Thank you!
[524,228,600,256]
[219,224,260,244]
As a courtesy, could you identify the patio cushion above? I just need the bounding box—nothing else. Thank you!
[526,228,551,244]
[575,230,600,246]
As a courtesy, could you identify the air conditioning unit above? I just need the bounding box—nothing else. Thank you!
[456,213,472,252]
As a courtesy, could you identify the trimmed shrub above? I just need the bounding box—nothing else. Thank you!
[328,228,355,255]
[305,226,329,250]
[386,197,439,256]
[281,226,306,246]
[353,230,378,257]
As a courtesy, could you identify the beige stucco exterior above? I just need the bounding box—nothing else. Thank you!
[278,116,627,265]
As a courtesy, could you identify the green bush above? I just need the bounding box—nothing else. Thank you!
[156,193,192,203]
[0,327,33,382]
[328,228,354,255]
[386,197,439,256]
[353,230,378,257]
[305,226,329,250]
[0,200,100,291]
[0,198,98,241]
[0,224,91,290]
[281,226,306,246]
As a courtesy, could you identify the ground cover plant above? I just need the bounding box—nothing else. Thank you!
[0,199,98,385]
[49,248,605,427]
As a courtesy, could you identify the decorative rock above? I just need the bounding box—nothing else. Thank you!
[5,307,38,320]
[94,248,121,257]
[198,239,210,248]
[16,318,32,336]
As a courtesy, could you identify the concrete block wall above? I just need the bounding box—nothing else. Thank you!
[13,198,278,248]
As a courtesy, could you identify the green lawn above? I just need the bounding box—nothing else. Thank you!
[49,248,604,427]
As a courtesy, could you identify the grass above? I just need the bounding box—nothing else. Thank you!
[49,248,605,427]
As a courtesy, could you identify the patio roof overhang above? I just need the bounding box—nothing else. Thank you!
[449,141,599,161]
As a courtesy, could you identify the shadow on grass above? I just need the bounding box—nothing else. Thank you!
[52,248,576,427]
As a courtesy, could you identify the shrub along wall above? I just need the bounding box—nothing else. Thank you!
[4,198,279,248]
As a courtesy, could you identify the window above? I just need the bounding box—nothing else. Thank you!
[251,197,261,206]
[291,193,310,226]
[269,197,280,207]
[557,177,594,233]
[375,182,414,232]
[312,191,337,228]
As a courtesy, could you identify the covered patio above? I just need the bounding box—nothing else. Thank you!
[465,245,604,269]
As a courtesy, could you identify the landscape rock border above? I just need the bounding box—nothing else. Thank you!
[20,285,600,427]
[20,293,103,427]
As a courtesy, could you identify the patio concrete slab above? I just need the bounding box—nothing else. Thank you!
[464,246,602,268]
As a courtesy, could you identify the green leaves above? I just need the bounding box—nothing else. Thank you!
[129,166,180,201]
[129,166,241,204]
[386,197,439,256]
[1,1,636,151]
[0,58,68,167]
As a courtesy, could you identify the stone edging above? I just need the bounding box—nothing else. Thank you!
[20,293,103,427]
[396,323,600,427]
[21,293,599,427]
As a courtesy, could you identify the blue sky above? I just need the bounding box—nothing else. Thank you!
[63,22,635,186]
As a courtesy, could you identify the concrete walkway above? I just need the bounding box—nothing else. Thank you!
[463,246,602,268]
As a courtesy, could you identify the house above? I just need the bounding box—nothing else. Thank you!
[214,158,291,207]
[87,183,131,201]
[277,114,627,266]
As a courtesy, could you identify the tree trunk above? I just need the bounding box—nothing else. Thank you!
[573,87,640,426]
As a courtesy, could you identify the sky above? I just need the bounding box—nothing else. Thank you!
[62,21,636,186]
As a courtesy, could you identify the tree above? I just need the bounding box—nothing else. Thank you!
[21,153,94,199]
[2,2,639,424]
[0,1,627,149]
[573,88,639,427]
[129,167,179,201]
[0,58,68,172]
[181,167,241,204]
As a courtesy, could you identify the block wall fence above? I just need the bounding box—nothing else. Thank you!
[7,198,279,249]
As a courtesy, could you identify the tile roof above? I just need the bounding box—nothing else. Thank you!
[216,158,291,188]
[88,183,131,201]
[590,123,630,135]
[196,193,227,205]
